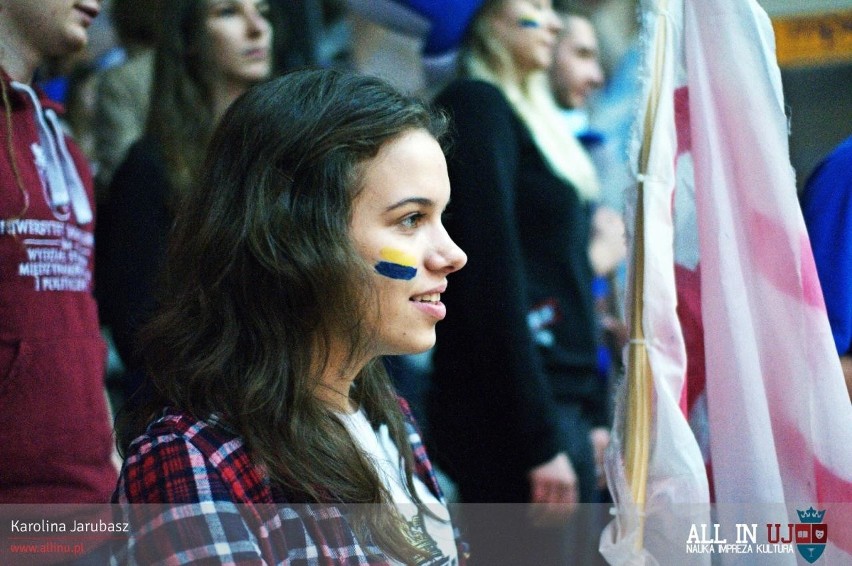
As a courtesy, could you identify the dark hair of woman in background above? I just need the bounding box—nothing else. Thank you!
[146,0,273,195]
[96,0,274,413]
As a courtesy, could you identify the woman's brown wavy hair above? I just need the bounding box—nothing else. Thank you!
[130,69,449,564]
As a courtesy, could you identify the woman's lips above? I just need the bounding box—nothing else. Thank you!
[244,48,269,60]
[410,298,447,320]
[74,3,100,25]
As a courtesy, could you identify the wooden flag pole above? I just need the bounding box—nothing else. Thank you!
[625,0,669,551]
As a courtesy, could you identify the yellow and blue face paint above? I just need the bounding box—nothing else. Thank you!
[375,247,417,280]
[517,6,544,28]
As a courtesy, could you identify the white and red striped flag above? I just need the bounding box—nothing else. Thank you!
[601,0,852,563]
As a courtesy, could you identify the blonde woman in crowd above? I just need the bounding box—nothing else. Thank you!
[428,1,611,563]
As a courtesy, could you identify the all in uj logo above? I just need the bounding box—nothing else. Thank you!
[794,507,827,563]
[685,507,829,559]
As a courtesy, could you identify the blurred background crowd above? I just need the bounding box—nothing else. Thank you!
[40,0,849,419]
[3,0,849,562]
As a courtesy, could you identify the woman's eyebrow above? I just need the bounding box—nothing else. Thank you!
[383,197,434,212]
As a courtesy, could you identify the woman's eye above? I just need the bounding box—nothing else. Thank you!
[400,213,424,229]
[210,3,238,17]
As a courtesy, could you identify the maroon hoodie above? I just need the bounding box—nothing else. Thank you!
[0,70,117,503]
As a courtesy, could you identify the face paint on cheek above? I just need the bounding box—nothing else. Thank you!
[517,7,544,28]
[374,247,418,280]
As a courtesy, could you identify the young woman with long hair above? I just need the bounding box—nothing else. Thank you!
[427,0,611,563]
[96,0,274,411]
[112,68,468,565]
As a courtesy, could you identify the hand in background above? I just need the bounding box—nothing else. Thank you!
[590,427,611,490]
[589,206,627,277]
[527,452,578,527]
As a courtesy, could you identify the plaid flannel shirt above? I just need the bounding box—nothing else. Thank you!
[111,398,467,565]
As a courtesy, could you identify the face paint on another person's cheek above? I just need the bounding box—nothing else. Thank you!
[374,247,418,280]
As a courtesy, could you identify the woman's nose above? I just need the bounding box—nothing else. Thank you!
[432,230,467,274]
[246,8,269,37]
[546,9,564,34]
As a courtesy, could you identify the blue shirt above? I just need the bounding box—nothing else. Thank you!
[801,134,852,354]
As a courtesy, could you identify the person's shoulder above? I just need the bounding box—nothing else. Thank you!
[98,48,154,84]
[133,408,243,461]
[117,408,259,503]
[121,48,155,74]
[439,77,501,96]
[434,79,517,142]
[112,136,166,185]
[827,134,852,167]
[804,134,852,200]
[123,136,161,161]
[436,78,508,108]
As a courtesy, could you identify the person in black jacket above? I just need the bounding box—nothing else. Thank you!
[96,0,273,416]
[427,1,612,563]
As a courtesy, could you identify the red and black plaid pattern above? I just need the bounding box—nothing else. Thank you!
[112,401,466,564]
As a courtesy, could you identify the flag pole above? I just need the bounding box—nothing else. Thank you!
[625,0,669,551]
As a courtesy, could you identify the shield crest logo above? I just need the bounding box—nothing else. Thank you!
[795,507,827,563]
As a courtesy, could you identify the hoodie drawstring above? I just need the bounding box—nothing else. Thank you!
[10,81,93,225]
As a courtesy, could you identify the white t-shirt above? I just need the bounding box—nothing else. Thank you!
[339,409,459,566]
